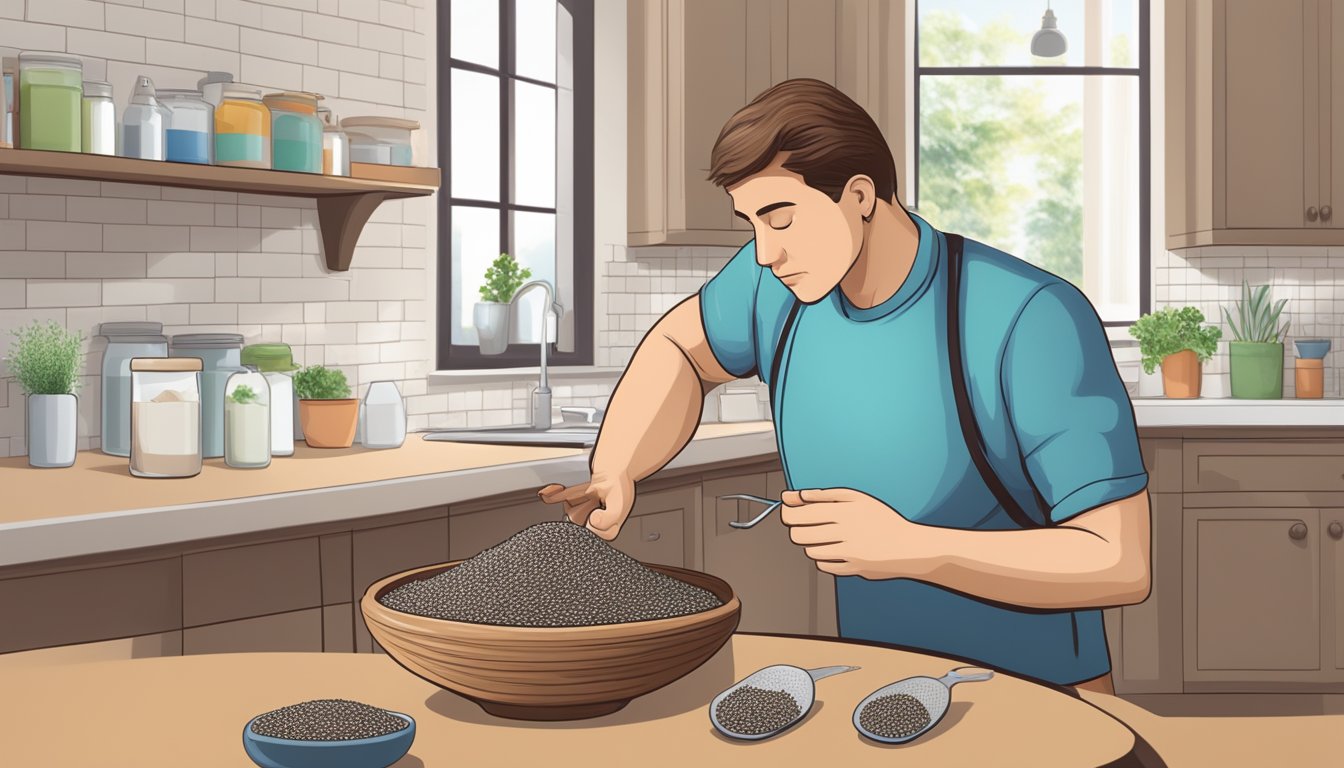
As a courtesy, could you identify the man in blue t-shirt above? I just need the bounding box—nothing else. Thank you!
[540,79,1151,692]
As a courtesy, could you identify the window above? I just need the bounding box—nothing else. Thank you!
[914,0,1149,323]
[438,0,594,368]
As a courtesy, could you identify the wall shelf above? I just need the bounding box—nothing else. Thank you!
[0,148,440,271]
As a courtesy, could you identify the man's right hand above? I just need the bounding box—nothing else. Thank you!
[538,470,636,541]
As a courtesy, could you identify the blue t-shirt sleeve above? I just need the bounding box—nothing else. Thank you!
[1002,282,1148,524]
[699,241,763,378]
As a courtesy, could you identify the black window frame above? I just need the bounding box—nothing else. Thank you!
[437,0,595,368]
[913,0,1151,326]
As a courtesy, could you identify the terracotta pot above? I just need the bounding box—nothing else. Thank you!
[1296,358,1325,399]
[298,398,359,448]
[1160,349,1202,399]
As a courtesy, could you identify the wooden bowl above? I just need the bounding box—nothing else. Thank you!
[360,561,740,721]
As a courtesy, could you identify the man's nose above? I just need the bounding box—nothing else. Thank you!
[755,238,784,268]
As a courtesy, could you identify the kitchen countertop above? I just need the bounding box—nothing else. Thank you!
[0,422,780,566]
[1129,397,1344,427]
[0,634,1143,767]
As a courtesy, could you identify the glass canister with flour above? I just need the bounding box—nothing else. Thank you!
[130,357,202,479]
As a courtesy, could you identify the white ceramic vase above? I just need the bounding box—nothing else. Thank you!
[474,302,511,355]
[27,393,78,468]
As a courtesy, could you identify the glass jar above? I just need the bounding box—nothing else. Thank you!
[99,321,168,457]
[263,91,322,173]
[225,368,271,469]
[241,343,298,457]
[121,75,164,160]
[130,357,202,478]
[341,116,417,166]
[159,89,213,165]
[19,52,82,152]
[197,71,233,108]
[361,381,406,449]
[170,333,243,458]
[215,84,270,169]
[81,81,114,155]
[2,57,15,147]
[318,106,350,176]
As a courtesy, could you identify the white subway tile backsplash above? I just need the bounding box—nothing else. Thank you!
[240,54,304,91]
[28,281,102,308]
[67,252,147,279]
[28,0,106,29]
[317,39,379,74]
[104,278,214,305]
[216,277,262,302]
[338,0,378,23]
[0,280,23,309]
[358,20,401,53]
[303,11,359,44]
[67,197,149,224]
[107,4,184,39]
[28,221,102,252]
[67,27,147,62]
[242,27,318,64]
[0,20,66,52]
[104,224,189,252]
[185,17,241,50]
[216,0,262,26]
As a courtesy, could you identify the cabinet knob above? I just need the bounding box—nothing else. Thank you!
[1307,206,1320,222]
[646,531,661,542]
[1330,521,1343,540]
[1323,206,1334,222]
[1289,522,1309,540]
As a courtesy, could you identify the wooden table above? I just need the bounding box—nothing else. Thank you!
[0,634,1146,767]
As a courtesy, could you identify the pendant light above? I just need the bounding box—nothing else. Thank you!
[1031,2,1068,58]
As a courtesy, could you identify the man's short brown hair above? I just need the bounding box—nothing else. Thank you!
[708,78,898,203]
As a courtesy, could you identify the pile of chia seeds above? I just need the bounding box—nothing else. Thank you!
[377,521,722,626]
[714,685,802,735]
[859,693,932,740]
[250,699,408,741]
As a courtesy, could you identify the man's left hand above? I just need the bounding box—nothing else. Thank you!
[779,488,928,580]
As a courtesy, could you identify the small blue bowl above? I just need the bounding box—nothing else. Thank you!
[242,712,415,768]
[1295,339,1332,359]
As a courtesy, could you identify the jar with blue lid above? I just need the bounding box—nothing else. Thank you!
[170,333,243,458]
[99,321,168,457]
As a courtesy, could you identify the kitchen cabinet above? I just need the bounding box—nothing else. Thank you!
[1183,508,1323,685]
[1167,0,1344,247]
[702,469,818,635]
[628,0,907,246]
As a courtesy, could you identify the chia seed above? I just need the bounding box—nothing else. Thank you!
[714,685,802,735]
[377,521,723,627]
[859,693,932,740]
[250,699,408,741]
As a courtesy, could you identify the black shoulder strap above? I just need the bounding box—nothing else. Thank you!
[945,233,1047,529]
[767,298,802,416]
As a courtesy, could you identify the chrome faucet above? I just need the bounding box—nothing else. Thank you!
[510,280,562,431]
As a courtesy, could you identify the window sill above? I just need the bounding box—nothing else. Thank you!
[428,366,626,384]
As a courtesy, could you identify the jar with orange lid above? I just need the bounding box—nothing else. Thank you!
[263,91,322,174]
[214,84,270,169]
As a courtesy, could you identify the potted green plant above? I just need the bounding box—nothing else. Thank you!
[475,252,531,355]
[1221,281,1289,399]
[1128,307,1221,398]
[293,365,358,448]
[7,321,85,468]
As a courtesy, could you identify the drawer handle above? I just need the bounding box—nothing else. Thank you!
[646,532,661,542]
[1289,522,1308,540]
[1330,521,1343,540]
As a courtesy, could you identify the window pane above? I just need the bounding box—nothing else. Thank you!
[512,81,556,208]
[509,211,557,343]
[451,206,501,346]
[451,0,499,68]
[515,0,556,83]
[917,74,1139,321]
[918,0,1141,68]
[451,69,500,202]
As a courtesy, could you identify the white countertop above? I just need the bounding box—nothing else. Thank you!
[1130,397,1344,427]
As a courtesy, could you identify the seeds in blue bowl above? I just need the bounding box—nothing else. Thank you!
[250,699,408,741]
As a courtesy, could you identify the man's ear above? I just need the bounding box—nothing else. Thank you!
[846,175,877,220]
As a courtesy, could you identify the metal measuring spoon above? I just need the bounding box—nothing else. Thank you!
[709,664,860,740]
[852,666,994,744]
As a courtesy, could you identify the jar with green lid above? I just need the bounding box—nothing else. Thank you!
[19,52,82,152]
[215,84,270,169]
[263,92,323,173]
[241,343,299,457]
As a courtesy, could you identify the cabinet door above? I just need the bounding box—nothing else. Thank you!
[703,472,814,634]
[681,0,749,234]
[1325,508,1344,679]
[1183,508,1322,686]
[1223,0,1311,229]
[616,485,696,567]
[1112,493,1183,695]
[1328,0,1344,226]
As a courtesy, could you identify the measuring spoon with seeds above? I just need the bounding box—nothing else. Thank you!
[852,666,994,745]
[709,664,861,740]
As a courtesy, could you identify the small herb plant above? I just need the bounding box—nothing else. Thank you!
[293,366,352,400]
[228,384,259,405]
[1128,307,1222,375]
[1222,281,1289,343]
[479,252,532,303]
[7,321,85,396]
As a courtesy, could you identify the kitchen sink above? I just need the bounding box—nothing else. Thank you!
[422,424,599,448]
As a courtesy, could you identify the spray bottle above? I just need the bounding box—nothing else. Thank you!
[120,75,164,160]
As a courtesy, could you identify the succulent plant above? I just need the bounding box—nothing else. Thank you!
[1221,281,1289,343]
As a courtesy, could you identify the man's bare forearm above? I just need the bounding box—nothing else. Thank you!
[589,330,710,483]
[912,492,1152,610]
